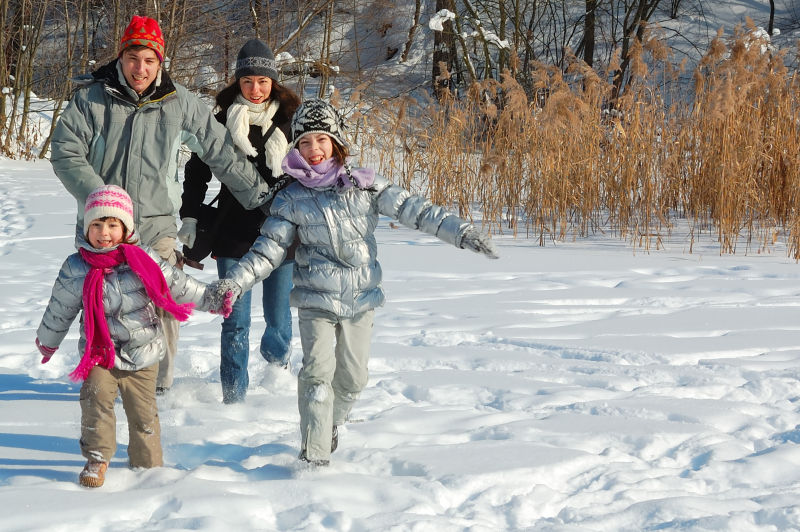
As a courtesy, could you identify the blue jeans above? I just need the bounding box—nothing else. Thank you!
[216,256,293,403]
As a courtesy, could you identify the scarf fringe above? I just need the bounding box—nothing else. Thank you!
[168,302,195,322]
[68,351,109,382]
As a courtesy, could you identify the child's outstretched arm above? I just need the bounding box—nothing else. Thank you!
[373,175,499,259]
[146,248,208,304]
[143,248,233,316]
[223,215,296,295]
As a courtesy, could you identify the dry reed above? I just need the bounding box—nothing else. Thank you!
[351,20,800,257]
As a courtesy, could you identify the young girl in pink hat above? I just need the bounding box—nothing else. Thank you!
[35,185,235,487]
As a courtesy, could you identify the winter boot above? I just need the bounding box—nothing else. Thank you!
[298,449,330,467]
[79,460,108,488]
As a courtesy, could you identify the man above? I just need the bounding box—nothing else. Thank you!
[50,15,275,394]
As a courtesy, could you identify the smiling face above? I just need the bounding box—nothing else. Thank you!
[297,133,334,166]
[87,217,125,249]
[120,47,161,95]
[239,75,273,104]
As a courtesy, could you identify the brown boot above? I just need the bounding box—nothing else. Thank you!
[79,461,108,488]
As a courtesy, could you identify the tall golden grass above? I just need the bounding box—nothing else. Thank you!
[351,21,800,257]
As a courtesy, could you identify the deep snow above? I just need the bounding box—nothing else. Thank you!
[1,158,800,531]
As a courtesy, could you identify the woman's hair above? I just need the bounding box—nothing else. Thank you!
[215,78,300,123]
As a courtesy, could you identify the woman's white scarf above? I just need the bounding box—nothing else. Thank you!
[226,94,289,174]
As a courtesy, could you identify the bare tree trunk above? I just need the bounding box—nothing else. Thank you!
[80,0,89,71]
[584,0,597,67]
[432,0,460,100]
[262,0,271,44]
[511,0,521,61]
[400,0,421,63]
[224,31,230,86]
[250,0,261,37]
[0,0,9,142]
[318,0,333,97]
[768,0,775,35]
[611,0,661,102]
[350,0,361,75]
[447,0,477,82]
[2,0,27,155]
[669,0,682,18]
[40,0,77,159]
[498,0,507,75]
[162,0,189,66]
[112,0,120,51]
[17,0,47,158]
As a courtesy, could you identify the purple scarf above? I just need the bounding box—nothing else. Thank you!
[71,245,195,382]
[282,148,375,190]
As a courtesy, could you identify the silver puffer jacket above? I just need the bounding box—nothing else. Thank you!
[36,240,210,371]
[226,174,473,318]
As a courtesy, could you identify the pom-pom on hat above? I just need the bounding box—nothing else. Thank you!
[119,15,165,62]
[235,39,279,81]
[290,98,349,149]
[84,185,135,237]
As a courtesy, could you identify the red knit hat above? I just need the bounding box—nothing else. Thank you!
[119,15,164,61]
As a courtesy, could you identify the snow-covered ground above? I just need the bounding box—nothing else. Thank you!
[2,159,800,531]
[1,3,799,529]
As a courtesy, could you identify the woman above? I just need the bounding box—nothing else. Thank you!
[179,38,300,404]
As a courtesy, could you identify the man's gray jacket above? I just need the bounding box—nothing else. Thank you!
[50,59,273,246]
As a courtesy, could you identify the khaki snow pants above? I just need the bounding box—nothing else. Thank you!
[150,236,180,390]
[79,363,163,468]
[297,308,374,461]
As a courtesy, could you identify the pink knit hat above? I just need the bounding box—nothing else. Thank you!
[84,185,135,236]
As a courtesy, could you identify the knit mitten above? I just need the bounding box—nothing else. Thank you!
[35,338,57,363]
[460,227,499,259]
[204,279,242,318]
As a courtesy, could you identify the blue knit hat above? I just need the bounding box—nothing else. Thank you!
[235,39,278,80]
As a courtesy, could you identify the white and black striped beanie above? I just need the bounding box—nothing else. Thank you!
[290,98,349,149]
[235,38,279,81]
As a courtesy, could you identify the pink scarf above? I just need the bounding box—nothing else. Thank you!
[70,244,195,382]
[282,148,375,190]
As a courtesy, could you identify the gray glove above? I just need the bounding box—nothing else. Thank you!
[177,217,198,248]
[203,279,242,316]
[460,227,499,259]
